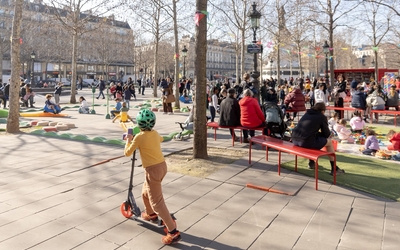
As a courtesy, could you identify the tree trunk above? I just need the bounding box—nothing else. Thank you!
[153,39,159,97]
[172,0,180,109]
[193,0,208,159]
[70,29,78,103]
[6,0,23,133]
[240,27,245,79]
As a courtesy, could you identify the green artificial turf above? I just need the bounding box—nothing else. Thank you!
[281,153,400,201]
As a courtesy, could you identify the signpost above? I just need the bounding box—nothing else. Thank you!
[247,43,263,54]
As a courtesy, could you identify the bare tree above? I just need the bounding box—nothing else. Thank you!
[125,0,172,97]
[361,0,392,82]
[211,0,249,80]
[364,0,400,16]
[6,0,23,133]
[265,0,290,86]
[193,0,208,159]
[308,0,360,87]
[286,0,313,78]
[49,0,117,103]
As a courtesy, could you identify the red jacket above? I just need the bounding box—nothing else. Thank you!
[284,88,306,111]
[239,96,265,127]
[389,133,400,151]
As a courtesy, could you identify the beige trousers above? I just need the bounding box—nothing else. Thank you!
[142,161,175,231]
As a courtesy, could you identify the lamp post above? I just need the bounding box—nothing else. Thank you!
[270,59,273,79]
[247,2,262,99]
[323,41,329,84]
[30,51,36,86]
[182,45,188,79]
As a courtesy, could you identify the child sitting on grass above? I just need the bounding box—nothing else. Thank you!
[386,130,400,151]
[361,129,380,155]
[350,111,365,133]
[124,109,181,245]
[334,119,354,143]
[328,112,338,134]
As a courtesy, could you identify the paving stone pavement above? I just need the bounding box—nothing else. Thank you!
[1,89,399,250]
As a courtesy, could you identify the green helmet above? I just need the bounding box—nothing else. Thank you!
[136,109,156,130]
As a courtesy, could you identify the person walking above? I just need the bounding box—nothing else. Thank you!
[54,82,63,105]
[96,77,106,99]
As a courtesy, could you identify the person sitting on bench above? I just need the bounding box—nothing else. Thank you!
[291,102,345,175]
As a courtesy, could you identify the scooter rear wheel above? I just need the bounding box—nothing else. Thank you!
[120,201,133,218]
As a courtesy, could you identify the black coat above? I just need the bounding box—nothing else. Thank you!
[291,108,330,143]
[351,90,367,110]
[218,97,241,127]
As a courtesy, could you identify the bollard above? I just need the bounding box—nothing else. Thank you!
[90,86,96,114]
[105,87,110,119]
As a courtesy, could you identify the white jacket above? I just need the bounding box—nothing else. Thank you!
[314,89,328,104]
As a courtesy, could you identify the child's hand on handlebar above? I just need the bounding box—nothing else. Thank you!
[126,134,134,141]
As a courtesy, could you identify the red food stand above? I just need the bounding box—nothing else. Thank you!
[330,68,398,82]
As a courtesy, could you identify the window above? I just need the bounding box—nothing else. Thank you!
[77,64,85,71]
[35,5,39,11]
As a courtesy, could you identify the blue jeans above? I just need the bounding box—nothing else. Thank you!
[97,90,105,98]
[209,106,216,122]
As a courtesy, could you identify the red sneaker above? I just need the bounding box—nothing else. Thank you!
[162,231,181,245]
[141,211,158,221]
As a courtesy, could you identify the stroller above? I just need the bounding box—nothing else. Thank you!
[174,105,194,141]
[174,122,193,140]
[262,101,291,140]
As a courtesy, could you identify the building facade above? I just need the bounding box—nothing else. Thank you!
[0,0,134,83]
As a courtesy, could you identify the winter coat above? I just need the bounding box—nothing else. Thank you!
[334,124,352,140]
[386,91,399,107]
[265,91,278,104]
[291,108,330,143]
[364,135,380,150]
[366,91,385,107]
[284,88,306,111]
[239,96,265,128]
[349,116,365,131]
[389,133,400,151]
[219,97,241,127]
[351,90,367,110]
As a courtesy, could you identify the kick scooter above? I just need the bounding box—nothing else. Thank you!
[119,149,176,232]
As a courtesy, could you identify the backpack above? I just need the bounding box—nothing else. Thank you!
[262,101,288,139]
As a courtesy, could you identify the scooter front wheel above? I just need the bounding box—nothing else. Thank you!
[120,201,133,218]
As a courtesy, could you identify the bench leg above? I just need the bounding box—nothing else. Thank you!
[214,128,217,140]
[396,115,397,127]
[315,161,319,190]
[249,142,252,164]
[266,147,269,161]
[295,155,298,172]
[278,151,281,175]
[333,155,336,185]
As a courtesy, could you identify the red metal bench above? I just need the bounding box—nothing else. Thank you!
[370,110,400,126]
[249,135,337,190]
[206,122,265,146]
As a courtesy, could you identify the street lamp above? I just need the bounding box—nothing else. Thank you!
[322,41,329,84]
[270,59,273,79]
[247,2,262,99]
[182,45,188,79]
[30,51,36,86]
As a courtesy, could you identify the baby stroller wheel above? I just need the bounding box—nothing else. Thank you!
[174,133,183,141]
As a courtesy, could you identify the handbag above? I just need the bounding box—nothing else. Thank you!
[339,91,346,99]
[164,94,176,103]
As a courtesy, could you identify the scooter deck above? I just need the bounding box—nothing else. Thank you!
[130,213,177,228]
[132,216,165,228]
